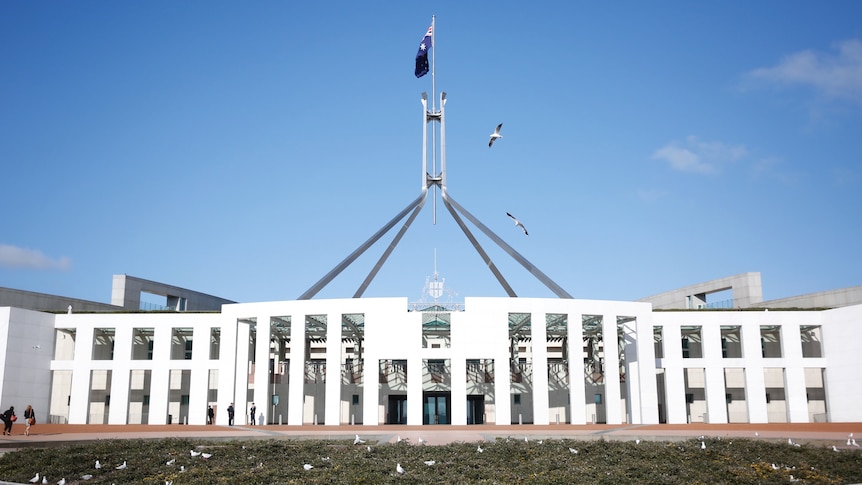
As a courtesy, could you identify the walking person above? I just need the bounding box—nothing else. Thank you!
[227,403,235,426]
[207,405,214,425]
[1,406,15,436]
[249,403,256,426]
[23,405,35,436]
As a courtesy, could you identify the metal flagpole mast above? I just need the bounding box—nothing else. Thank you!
[430,15,438,224]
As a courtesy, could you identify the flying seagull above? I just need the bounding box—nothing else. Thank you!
[507,212,528,235]
[488,123,503,147]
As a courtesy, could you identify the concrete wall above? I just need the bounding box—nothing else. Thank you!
[639,272,764,310]
[0,287,119,313]
[0,307,56,424]
[111,275,234,311]
[758,286,862,309]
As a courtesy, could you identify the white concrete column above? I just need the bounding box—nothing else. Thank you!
[741,323,768,423]
[407,355,423,425]
[702,324,728,424]
[568,313,586,424]
[602,313,622,424]
[450,357,467,425]
[253,314,273,425]
[662,323,688,424]
[107,325,132,424]
[495,347,512,425]
[325,312,342,425]
[288,313,306,425]
[781,322,809,422]
[531,311,550,425]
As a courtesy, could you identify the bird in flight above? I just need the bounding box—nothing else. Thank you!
[488,123,503,147]
[506,212,528,235]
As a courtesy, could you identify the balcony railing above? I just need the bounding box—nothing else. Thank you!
[342,362,363,384]
[305,361,326,383]
[467,361,494,383]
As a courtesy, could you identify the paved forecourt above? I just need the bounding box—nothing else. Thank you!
[2,422,862,450]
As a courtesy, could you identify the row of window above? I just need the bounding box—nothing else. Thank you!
[653,325,823,359]
[55,327,222,361]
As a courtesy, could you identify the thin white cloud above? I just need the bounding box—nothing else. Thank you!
[651,136,748,174]
[636,188,668,203]
[0,244,71,270]
[748,39,862,105]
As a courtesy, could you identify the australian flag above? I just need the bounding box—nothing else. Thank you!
[415,24,432,78]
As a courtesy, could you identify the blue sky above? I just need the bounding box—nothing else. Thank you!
[2,2,861,306]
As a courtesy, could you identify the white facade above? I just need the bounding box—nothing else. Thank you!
[2,297,861,426]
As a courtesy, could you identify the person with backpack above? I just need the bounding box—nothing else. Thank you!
[1,406,15,436]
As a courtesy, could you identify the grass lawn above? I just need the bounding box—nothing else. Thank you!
[1,436,861,484]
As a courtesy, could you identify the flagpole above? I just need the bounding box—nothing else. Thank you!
[430,15,438,225]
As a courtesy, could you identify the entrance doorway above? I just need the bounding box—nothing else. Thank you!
[466,395,484,424]
[423,392,450,424]
[387,395,407,424]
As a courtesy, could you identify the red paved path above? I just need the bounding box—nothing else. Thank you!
[2,422,862,448]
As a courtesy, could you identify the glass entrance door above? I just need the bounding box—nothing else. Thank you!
[466,395,484,424]
[387,395,407,424]
[423,392,450,424]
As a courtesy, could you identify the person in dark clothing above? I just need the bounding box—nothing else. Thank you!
[249,403,256,426]
[227,403,235,426]
[207,405,214,425]
[1,406,15,436]
[23,405,35,436]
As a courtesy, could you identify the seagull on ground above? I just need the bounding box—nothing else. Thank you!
[396,463,405,475]
[28,474,40,484]
[40,477,47,485]
[851,438,860,447]
[321,456,330,461]
[201,453,212,460]
[635,439,641,445]
[477,444,484,453]
[488,123,503,147]
[524,436,529,443]
[397,435,404,443]
[165,458,175,466]
[57,479,66,485]
[506,212,528,235]
[701,441,706,450]
[832,445,840,452]
[569,447,579,454]
[354,434,365,445]
[80,475,93,481]
[190,450,201,457]
[367,445,372,452]
[94,460,101,469]
[424,460,435,466]
[303,464,314,471]
[418,436,426,445]
[115,461,127,470]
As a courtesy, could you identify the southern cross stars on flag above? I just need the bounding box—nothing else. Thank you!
[415,24,433,78]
